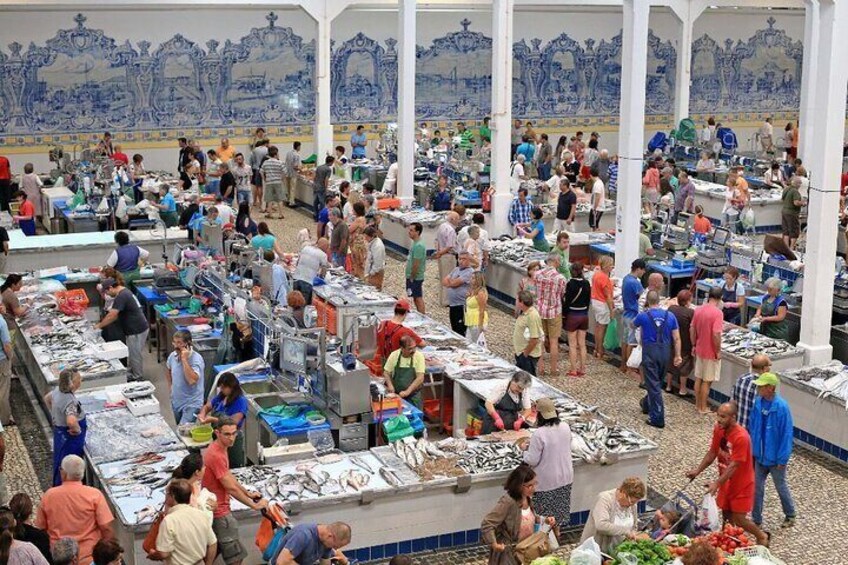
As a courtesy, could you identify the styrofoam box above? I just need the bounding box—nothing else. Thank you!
[93,341,129,360]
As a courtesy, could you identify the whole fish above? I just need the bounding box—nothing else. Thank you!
[306,469,329,486]
[379,466,403,487]
[266,480,279,499]
[349,455,374,474]
[298,474,321,495]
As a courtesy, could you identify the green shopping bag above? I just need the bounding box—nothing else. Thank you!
[603,318,619,351]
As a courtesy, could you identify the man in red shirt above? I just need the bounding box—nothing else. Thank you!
[0,153,10,212]
[691,287,724,415]
[112,144,129,166]
[686,403,768,546]
[375,299,426,363]
[202,417,268,565]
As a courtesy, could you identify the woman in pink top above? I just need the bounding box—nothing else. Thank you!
[642,161,660,210]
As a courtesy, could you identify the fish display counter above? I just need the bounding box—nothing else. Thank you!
[14,285,127,401]
[312,271,397,338]
[485,232,615,307]
[6,227,189,272]
[378,208,454,255]
[691,178,782,233]
[708,325,805,403]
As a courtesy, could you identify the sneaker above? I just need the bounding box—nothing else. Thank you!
[781,516,796,528]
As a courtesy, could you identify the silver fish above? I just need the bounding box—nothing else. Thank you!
[379,466,403,487]
[306,469,329,486]
[349,455,374,474]
[266,479,279,498]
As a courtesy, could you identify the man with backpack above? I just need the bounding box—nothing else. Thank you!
[634,291,682,429]
[375,300,426,363]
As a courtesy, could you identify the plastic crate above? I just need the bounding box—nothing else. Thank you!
[54,288,89,309]
[762,264,801,286]
[324,303,338,336]
[733,546,786,565]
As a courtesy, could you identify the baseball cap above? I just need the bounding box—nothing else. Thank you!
[753,372,779,387]
[101,277,116,291]
[395,299,411,312]
[535,397,558,420]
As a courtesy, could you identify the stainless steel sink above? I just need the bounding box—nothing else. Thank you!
[241,380,280,396]
[245,392,286,464]
[249,393,286,411]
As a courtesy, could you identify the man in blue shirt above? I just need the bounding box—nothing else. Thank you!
[732,353,771,429]
[633,291,682,428]
[166,330,206,424]
[350,126,367,159]
[748,372,796,528]
[621,259,647,374]
[507,188,533,233]
[275,522,351,565]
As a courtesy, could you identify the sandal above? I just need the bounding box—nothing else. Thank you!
[566,370,580,377]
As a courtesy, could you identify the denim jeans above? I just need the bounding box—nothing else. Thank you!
[753,460,796,524]
[172,401,202,425]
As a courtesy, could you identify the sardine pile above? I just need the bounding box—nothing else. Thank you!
[456,442,523,474]
[784,362,844,383]
[722,326,801,359]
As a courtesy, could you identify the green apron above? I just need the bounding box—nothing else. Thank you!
[532,238,550,253]
[392,355,422,409]
[760,296,789,341]
[161,211,178,228]
[120,268,141,287]
[211,408,246,468]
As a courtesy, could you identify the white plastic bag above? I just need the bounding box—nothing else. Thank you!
[698,493,721,533]
[627,345,642,368]
[569,537,602,565]
[476,331,487,349]
[742,207,755,230]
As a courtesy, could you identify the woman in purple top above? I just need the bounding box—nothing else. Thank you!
[520,397,573,529]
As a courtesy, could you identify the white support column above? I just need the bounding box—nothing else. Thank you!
[489,0,514,238]
[396,0,416,205]
[671,1,702,126]
[797,0,848,365]
[798,0,820,163]
[614,0,649,277]
[314,14,333,159]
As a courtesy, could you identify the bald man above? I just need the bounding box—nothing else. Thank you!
[275,521,351,565]
[686,403,768,546]
[638,273,665,310]
[434,211,460,306]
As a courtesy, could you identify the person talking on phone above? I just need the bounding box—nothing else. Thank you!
[166,330,205,424]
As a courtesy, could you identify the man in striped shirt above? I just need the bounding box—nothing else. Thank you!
[733,353,771,429]
[533,252,567,376]
[261,146,286,219]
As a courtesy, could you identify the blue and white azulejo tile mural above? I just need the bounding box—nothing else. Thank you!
[0,12,803,141]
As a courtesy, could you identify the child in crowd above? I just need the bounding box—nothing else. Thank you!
[651,508,681,541]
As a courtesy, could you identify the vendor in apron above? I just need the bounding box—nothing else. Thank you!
[153,185,179,227]
[106,231,149,285]
[720,266,745,326]
[754,277,789,341]
[197,372,248,468]
[382,335,425,409]
[43,368,86,486]
[482,370,533,434]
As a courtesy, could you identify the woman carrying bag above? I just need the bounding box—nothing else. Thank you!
[481,464,556,565]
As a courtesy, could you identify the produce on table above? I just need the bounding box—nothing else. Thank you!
[694,524,753,555]
[612,539,671,565]
[529,556,567,565]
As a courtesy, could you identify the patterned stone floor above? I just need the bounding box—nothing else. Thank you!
[8,204,847,564]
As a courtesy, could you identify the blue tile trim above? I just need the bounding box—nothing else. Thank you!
[351,509,597,561]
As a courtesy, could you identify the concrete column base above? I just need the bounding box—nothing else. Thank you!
[797,341,834,366]
[398,196,415,207]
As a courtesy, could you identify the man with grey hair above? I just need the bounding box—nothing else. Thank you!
[52,538,79,565]
[434,211,460,306]
[595,149,611,185]
[37,455,114,565]
[329,208,348,268]
[510,153,528,190]
[153,478,217,564]
[634,290,682,429]
[442,251,474,335]
[533,252,567,376]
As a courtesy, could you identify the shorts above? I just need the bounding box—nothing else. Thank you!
[591,299,611,325]
[565,311,588,332]
[622,315,638,345]
[717,483,754,514]
[541,317,562,341]
[589,209,604,229]
[251,168,263,187]
[265,181,284,202]
[695,356,721,382]
[781,212,800,238]
[669,354,694,378]
[406,279,423,299]
[213,514,248,564]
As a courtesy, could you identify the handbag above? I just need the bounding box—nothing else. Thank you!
[513,531,551,564]
[142,504,166,557]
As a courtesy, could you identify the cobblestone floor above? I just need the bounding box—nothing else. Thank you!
[8,204,847,564]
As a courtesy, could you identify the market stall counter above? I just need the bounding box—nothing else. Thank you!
[6,227,189,272]
[378,208,449,255]
[691,179,783,233]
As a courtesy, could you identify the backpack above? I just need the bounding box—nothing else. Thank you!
[717,127,738,151]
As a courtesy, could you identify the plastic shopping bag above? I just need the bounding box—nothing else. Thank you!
[697,493,721,533]
[603,318,619,351]
[476,331,488,349]
[742,207,755,230]
[627,345,643,369]
[569,537,602,565]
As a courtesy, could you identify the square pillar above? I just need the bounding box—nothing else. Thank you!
[396,0,416,204]
[797,0,848,365]
[798,0,820,164]
[488,0,515,238]
[614,0,650,277]
[673,3,700,126]
[315,16,333,159]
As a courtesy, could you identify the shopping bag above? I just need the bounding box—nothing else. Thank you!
[256,503,289,561]
[142,504,166,557]
[603,318,619,351]
[569,537,602,565]
[513,531,551,564]
[627,345,643,368]
[697,493,721,533]
[742,207,756,230]
[476,331,488,349]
